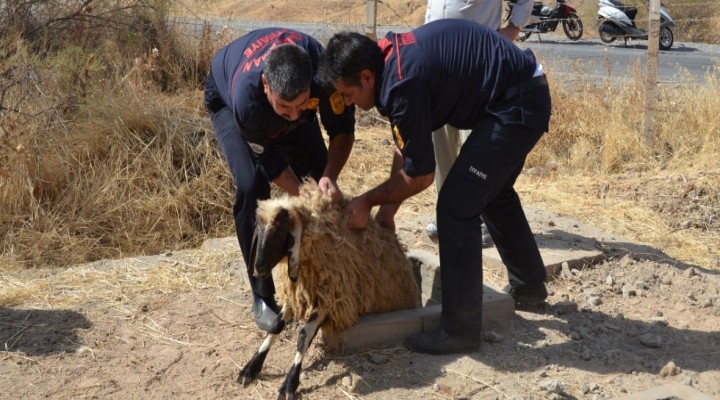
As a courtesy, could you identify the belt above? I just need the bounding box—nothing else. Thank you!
[500,74,548,101]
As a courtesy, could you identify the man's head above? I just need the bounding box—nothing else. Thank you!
[317,32,382,111]
[262,43,313,121]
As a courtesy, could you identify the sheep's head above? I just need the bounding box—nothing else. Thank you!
[254,205,303,282]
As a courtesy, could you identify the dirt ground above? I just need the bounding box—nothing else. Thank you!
[1,2,718,398]
[2,207,719,399]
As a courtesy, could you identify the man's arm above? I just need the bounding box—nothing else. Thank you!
[318,132,354,202]
[272,166,301,196]
[498,0,536,41]
[347,147,434,230]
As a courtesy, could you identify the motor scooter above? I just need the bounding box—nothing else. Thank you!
[507,0,584,42]
[597,0,675,50]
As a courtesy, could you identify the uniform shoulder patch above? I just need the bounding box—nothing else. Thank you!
[248,142,265,154]
[393,125,405,149]
[329,91,345,115]
[307,98,319,110]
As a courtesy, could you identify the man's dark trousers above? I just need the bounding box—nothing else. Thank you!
[210,106,327,298]
[436,80,552,336]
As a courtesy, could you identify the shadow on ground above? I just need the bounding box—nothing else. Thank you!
[0,309,92,355]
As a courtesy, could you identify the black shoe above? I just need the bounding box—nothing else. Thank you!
[503,282,548,305]
[252,296,285,334]
[404,327,480,355]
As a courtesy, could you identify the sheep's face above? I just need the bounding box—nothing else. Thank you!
[254,207,302,282]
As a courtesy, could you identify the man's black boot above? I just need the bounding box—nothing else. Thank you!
[404,327,480,355]
[252,295,285,334]
[504,282,548,306]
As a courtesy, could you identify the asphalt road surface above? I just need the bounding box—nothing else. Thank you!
[188,19,719,83]
[515,34,720,84]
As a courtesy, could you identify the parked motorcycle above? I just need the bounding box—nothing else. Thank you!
[507,0,584,42]
[597,0,675,50]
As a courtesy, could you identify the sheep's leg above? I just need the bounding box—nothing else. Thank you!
[238,306,287,387]
[276,308,324,400]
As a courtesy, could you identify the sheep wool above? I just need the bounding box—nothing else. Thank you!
[255,180,420,339]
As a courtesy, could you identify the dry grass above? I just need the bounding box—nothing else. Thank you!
[0,249,245,318]
[1,1,719,282]
[0,5,718,400]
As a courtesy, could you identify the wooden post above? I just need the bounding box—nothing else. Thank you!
[365,0,377,40]
[643,0,661,148]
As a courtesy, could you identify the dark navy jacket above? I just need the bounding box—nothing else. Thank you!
[375,19,539,177]
[205,28,355,180]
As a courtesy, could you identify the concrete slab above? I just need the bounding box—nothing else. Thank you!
[401,206,612,280]
[203,204,621,353]
[201,237,515,354]
[610,383,715,400]
[489,206,608,277]
[333,250,515,354]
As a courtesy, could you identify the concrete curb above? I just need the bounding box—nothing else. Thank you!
[334,249,515,354]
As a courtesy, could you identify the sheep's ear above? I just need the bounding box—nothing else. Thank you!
[287,219,302,282]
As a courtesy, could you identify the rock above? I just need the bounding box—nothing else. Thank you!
[622,285,636,298]
[370,353,389,365]
[649,316,669,326]
[588,296,602,306]
[683,267,698,277]
[639,333,663,348]
[540,379,567,394]
[554,301,578,315]
[660,360,680,377]
[581,349,593,361]
[661,273,674,285]
[341,375,352,387]
[619,254,636,267]
[482,330,503,343]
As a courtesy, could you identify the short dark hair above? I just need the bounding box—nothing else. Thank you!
[264,43,313,100]
[317,32,382,88]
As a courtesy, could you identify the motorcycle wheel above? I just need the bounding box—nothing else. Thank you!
[660,27,674,50]
[517,31,532,42]
[562,13,583,41]
[598,21,616,44]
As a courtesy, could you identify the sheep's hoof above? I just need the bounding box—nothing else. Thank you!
[238,375,254,388]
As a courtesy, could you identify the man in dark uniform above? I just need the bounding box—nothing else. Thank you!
[317,20,550,354]
[205,28,355,333]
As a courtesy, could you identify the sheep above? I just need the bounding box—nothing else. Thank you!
[238,179,420,400]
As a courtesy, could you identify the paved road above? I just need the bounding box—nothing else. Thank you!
[515,34,720,84]
[185,19,719,83]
